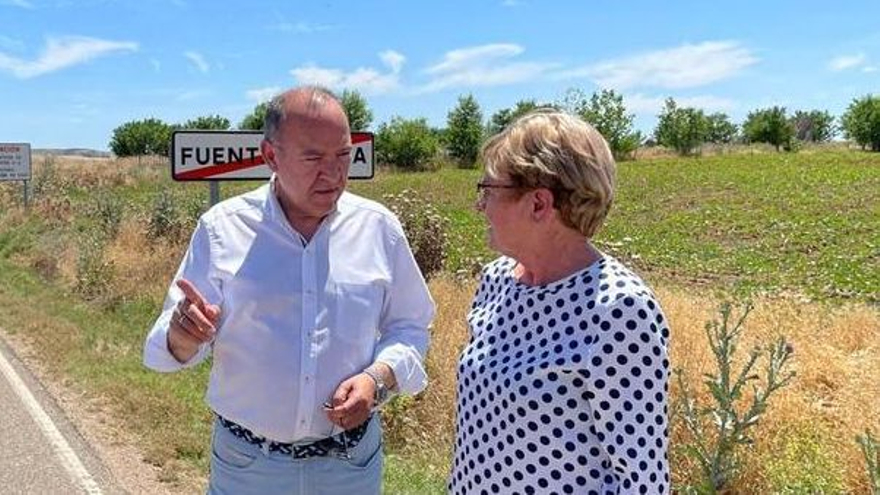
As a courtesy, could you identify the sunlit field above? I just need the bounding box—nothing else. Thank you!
[0,148,877,492]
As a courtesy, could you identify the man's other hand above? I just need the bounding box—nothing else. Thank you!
[325,373,376,430]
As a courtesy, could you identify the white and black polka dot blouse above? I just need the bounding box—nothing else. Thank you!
[450,255,670,495]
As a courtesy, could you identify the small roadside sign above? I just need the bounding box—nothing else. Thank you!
[0,143,31,181]
[171,130,374,181]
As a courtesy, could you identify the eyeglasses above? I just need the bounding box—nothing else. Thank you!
[476,181,519,204]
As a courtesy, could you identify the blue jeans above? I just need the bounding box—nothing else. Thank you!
[207,415,383,495]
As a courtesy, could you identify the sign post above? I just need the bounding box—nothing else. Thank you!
[170,131,374,207]
[0,143,32,208]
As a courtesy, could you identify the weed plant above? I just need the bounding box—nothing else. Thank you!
[674,302,795,493]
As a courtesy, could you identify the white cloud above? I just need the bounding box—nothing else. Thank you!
[272,20,332,33]
[0,36,138,79]
[418,43,558,93]
[149,58,161,72]
[1,0,33,8]
[864,66,878,73]
[556,41,758,90]
[184,51,209,73]
[623,93,736,115]
[246,86,281,103]
[290,52,402,95]
[501,0,523,6]
[380,50,405,74]
[828,53,867,71]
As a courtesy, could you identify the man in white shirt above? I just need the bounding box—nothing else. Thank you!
[143,86,435,494]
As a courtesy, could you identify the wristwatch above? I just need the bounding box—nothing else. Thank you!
[362,368,389,408]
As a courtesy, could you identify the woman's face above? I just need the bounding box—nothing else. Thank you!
[476,174,528,256]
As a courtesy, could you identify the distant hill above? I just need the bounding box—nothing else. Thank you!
[34,148,112,158]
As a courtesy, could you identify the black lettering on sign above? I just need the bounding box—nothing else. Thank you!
[196,148,211,165]
[352,147,367,164]
[246,147,259,161]
[182,146,262,167]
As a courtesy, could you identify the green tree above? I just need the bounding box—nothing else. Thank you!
[792,110,836,142]
[841,95,880,151]
[181,114,231,130]
[375,116,440,171]
[706,113,739,144]
[109,118,173,157]
[561,88,641,160]
[742,106,796,151]
[654,98,710,156]
[487,99,544,135]
[340,89,373,131]
[445,93,484,168]
[239,101,269,130]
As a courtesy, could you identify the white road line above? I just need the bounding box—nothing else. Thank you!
[0,349,103,495]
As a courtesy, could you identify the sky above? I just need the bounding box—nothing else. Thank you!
[1,0,878,151]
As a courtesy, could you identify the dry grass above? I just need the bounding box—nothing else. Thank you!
[104,217,187,301]
[389,281,880,492]
[1,154,877,491]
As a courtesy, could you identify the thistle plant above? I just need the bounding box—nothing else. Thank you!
[675,302,795,493]
[857,430,880,494]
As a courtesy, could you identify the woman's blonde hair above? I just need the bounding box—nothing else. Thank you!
[481,109,616,238]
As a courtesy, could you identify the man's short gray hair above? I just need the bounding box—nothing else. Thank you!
[263,86,341,142]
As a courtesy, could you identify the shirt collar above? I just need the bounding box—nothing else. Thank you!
[265,174,342,235]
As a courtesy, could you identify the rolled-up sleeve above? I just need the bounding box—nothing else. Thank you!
[143,219,222,372]
[373,231,435,395]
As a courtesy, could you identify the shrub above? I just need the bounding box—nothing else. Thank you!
[674,302,795,493]
[487,99,544,135]
[75,236,115,302]
[180,115,230,130]
[791,109,836,142]
[445,94,483,169]
[561,88,642,160]
[109,118,173,157]
[375,117,440,171]
[147,188,184,240]
[654,98,710,156]
[841,95,880,151]
[742,107,796,152]
[857,430,880,494]
[92,194,125,239]
[706,113,738,144]
[383,190,448,280]
[341,89,373,131]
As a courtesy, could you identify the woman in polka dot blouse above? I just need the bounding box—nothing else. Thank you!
[450,109,670,495]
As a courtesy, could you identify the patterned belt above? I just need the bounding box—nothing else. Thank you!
[217,415,371,459]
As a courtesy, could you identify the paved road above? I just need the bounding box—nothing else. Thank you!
[0,336,125,494]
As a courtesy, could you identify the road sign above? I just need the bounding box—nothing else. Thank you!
[171,130,374,181]
[0,143,31,181]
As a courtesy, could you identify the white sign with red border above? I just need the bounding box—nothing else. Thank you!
[171,130,373,181]
[0,143,31,181]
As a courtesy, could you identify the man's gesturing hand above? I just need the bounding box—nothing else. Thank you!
[167,278,221,363]
[325,373,376,431]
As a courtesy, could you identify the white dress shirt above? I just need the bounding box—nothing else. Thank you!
[143,179,435,443]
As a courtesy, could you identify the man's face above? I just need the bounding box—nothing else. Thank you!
[263,102,352,221]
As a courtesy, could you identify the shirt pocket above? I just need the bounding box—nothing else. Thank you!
[334,281,383,347]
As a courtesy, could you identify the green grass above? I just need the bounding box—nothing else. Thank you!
[0,148,877,491]
[383,454,447,494]
[350,151,879,302]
